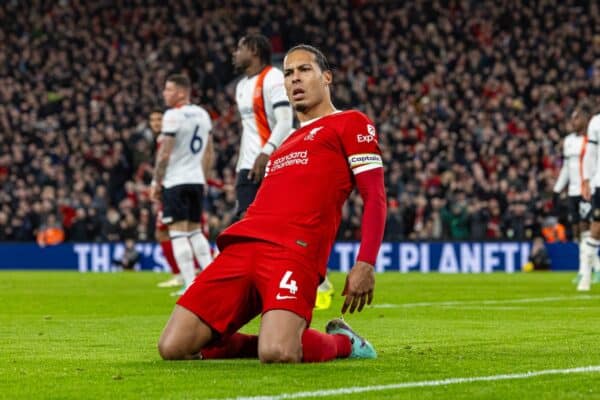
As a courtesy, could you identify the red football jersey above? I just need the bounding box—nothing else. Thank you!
[217,110,383,276]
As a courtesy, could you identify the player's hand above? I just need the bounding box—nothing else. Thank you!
[248,153,270,184]
[150,184,162,202]
[341,261,375,314]
[582,180,591,201]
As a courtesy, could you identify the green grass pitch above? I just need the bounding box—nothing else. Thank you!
[2,271,600,399]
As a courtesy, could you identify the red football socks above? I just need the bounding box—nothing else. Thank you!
[198,330,351,362]
[301,329,352,362]
[160,240,180,274]
[200,333,258,359]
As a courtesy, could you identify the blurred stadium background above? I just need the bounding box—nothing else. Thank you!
[3,0,598,249]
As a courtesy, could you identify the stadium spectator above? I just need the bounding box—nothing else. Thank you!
[541,216,567,243]
[526,236,551,271]
[112,238,141,271]
[68,208,90,242]
[36,214,65,247]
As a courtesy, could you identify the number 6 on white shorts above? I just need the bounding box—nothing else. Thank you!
[279,270,298,294]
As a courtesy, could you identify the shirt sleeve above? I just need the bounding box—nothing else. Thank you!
[339,111,383,175]
[161,109,183,136]
[203,109,213,134]
[355,168,386,265]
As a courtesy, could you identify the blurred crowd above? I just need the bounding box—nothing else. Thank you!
[1,0,599,244]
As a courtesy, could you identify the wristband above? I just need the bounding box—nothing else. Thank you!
[261,142,277,156]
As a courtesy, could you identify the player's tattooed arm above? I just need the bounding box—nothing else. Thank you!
[151,136,175,200]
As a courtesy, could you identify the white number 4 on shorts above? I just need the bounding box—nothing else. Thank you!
[279,270,298,294]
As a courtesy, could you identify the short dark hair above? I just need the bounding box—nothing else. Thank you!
[241,34,272,65]
[166,74,191,90]
[286,44,331,72]
[578,103,592,117]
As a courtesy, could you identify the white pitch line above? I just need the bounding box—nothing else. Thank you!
[216,365,600,400]
[372,295,596,309]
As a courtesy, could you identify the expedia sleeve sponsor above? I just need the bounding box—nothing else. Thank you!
[348,153,383,174]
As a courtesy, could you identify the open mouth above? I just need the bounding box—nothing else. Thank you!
[292,88,305,100]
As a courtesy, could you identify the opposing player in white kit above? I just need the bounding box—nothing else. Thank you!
[553,108,595,286]
[580,105,600,291]
[150,74,214,296]
[232,34,294,218]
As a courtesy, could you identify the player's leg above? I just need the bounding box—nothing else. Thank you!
[578,208,600,284]
[156,218,183,288]
[163,185,198,294]
[579,193,600,291]
[258,309,351,363]
[188,225,212,269]
[582,200,600,281]
[186,184,213,270]
[258,309,306,363]
[158,305,213,360]
[168,221,197,294]
[570,196,585,283]
[162,240,262,360]
[580,221,600,291]
[257,247,369,363]
[577,226,589,282]
[199,333,258,359]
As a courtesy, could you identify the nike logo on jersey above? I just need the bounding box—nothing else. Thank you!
[276,294,297,300]
[304,126,323,141]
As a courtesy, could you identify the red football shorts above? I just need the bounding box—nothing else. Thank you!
[177,239,320,336]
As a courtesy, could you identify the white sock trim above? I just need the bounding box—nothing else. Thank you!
[169,230,189,240]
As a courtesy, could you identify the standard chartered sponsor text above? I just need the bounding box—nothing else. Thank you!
[271,150,309,172]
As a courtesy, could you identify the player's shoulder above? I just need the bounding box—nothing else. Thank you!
[335,109,371,120]
[164,107,178,113]
[163,107,180,117]
[188,103,209,114]
[562,132,576,147]
[267,65,284,78]
[264,66,284,84]
[162,107,184,123]
[187,104,212,124]
[589,114,600,127]
[327,110,374,128]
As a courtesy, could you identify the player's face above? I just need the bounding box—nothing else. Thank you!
[233,40,252,72]
[162,81,183,108]
[283,50,332,113]
[149,112,162,136]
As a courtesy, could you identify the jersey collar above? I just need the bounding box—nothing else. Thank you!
[299,110,342,127]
